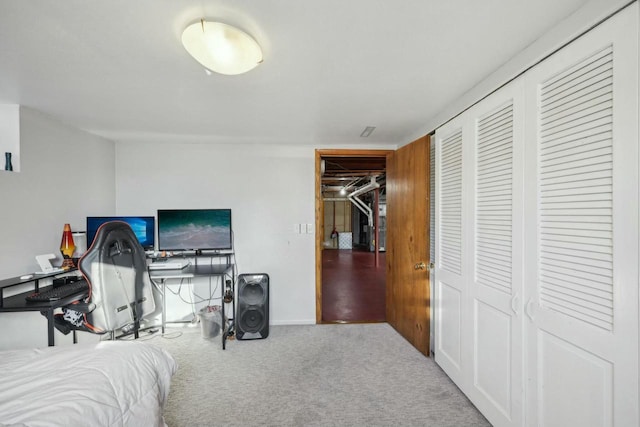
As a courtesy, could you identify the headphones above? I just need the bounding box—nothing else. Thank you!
[223,279,233,303]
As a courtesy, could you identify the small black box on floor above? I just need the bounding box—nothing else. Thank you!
[236,273,269,340]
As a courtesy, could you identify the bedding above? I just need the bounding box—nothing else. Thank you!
[0,340,177,427]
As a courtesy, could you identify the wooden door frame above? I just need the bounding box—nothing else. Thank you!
[315,149,394,323]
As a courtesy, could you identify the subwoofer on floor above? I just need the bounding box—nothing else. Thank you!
[236,273,269,340]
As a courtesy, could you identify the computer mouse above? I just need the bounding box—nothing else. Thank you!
[20,275,33,280]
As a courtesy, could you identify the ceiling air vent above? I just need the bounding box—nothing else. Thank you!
[360,126,376,137]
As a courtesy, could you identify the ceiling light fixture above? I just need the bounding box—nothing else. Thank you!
[360,126,376,137]
[181,19,263,75]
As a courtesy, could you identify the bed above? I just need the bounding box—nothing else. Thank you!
[0,340,177,426]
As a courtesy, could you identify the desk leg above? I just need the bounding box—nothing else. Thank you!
[46,310,55,346]
[222,281,226,350]
[221,293,225,350]
[161,279,166,335]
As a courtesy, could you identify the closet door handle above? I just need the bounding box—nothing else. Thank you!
[511,294,519,315]
[525,299,536,321]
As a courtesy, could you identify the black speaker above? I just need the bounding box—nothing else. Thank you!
[236,273,269,340]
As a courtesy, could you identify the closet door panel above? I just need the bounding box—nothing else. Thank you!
[469,82,525,427]
[434,124,467,386]
[429,135,437,354]
[474,300,512,413]
[523,4,638,425]
[437,282,462,368]
[435,80,525,427]
[439,128,464,276]
[538,329,613,426]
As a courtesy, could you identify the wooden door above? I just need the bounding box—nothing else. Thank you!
[386,135,430,355]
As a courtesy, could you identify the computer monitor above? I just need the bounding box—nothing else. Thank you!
[157,209,232,252]
[86,216,156,250]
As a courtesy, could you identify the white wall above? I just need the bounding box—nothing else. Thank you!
[115,142,317,325]
[408,0,633,141]
[0,107,115,350]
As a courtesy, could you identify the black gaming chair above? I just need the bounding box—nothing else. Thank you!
[57,221,161,338]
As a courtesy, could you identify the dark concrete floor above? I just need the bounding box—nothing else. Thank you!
[321,248,386,322]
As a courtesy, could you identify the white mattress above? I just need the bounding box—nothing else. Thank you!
[0,340,177,427]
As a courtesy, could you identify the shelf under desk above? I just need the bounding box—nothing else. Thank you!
[148,263,235,349]
[0,268,78,299]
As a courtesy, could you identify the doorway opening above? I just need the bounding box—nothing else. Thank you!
[314,149,392,323]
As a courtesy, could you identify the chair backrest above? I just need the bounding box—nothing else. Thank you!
[78,221,159,332]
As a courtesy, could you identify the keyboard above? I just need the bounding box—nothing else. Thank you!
[25,281,89,302]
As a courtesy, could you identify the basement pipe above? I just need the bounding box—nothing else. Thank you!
[349,176,380,198]
[374,187,379,267]
[324,176,380,232]
[349,195,373,226]
[348,177,379,227]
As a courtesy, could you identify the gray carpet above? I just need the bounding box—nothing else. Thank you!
[148,323,490,427]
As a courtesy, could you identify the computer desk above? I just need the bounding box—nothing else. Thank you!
[0,269,87,346]
[148,262,235,349]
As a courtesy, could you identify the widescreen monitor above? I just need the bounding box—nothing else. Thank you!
[157,209,232,252]
[86,216,156,250]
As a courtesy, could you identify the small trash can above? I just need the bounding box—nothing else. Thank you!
[198,305,222,339]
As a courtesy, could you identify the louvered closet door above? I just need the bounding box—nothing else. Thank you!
[435,80,525,427]
[466,81,525,427]
[523,5,638,426]
[429,138,436,355]
[434,122,467,386]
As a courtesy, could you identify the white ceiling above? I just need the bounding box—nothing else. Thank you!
[0,0,591,146]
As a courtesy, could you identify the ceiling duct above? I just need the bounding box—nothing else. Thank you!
[348,176,380,226]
